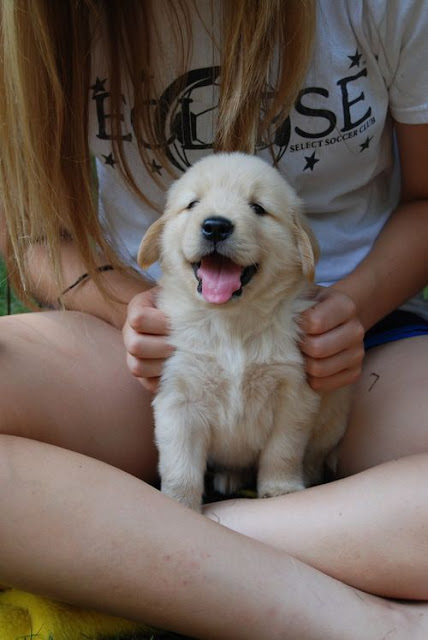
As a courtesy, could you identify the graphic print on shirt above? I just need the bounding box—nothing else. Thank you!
[90,48,377,176]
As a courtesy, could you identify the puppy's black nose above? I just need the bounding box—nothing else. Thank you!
[201,217,234,243]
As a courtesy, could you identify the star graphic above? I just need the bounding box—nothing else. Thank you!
[348,49,362,68]
[90,77,107,97]
[303,151,320,172]
[150,159,163,175]
[102,152,116,167]
[359,136,373,151]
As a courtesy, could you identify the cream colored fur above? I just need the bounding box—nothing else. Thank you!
[139,153,350,512]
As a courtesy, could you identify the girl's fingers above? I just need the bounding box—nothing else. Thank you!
[305,344,364,380]
[300,318,365,359]
[124,288,173,389]
[300,288,358,335]
[307,365,362,393]
[126,353,164,380]
[124,331,173,360]
[299,287,365,391]
[140,377,160,394]
[127,290,170,335]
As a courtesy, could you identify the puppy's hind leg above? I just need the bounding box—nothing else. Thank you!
[257,385,319,498]
[153,392,210,512]
[257,427,309,498]
[304,386,351,485]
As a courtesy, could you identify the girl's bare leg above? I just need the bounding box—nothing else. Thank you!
[204,336,428,601]
[204,453,428,599]
[0,311,158,481]
[339,336,428,475]
[0,434,422,640]
[1,315,427,637]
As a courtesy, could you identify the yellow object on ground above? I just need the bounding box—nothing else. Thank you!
[0,588,153,639]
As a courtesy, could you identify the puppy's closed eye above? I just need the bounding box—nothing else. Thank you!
[186,200,199,210]
[250,202,267,216]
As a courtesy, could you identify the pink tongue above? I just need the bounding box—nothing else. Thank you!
[197,255,242,304]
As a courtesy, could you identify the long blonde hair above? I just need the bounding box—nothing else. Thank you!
[0,0,315,301]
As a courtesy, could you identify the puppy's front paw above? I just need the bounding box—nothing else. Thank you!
[161,485,202,512]
[258,477,305,499]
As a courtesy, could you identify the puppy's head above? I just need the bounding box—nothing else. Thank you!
[138,153,319,305]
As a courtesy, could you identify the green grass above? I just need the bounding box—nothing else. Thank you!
[0,258,30,315]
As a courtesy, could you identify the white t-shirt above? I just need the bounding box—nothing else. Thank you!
[88,0,428,320]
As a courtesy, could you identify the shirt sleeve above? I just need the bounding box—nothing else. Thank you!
[366,0,428,124]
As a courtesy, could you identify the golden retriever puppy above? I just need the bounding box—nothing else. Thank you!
[138,153,350,512]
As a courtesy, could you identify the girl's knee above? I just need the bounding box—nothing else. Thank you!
[0,312,157,480]
[338,337,428,476]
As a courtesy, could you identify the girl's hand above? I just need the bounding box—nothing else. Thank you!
[123,287,173,393]
[299,287,365,392]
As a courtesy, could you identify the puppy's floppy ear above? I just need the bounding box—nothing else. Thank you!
[137,217,165,269]
[292,213,320,282]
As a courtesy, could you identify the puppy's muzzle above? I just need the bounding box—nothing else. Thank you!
[191,216,258,305]
[201,216,234,244]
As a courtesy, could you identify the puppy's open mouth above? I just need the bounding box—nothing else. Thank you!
[192,253,258,304]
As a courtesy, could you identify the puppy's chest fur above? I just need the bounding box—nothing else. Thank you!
[156,297,312,469]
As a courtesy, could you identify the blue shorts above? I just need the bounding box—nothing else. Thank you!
[364,310,428,350]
